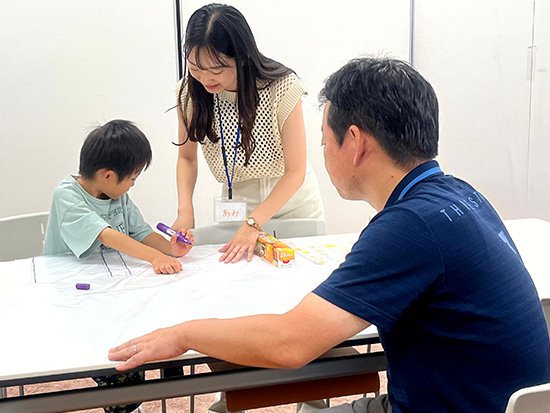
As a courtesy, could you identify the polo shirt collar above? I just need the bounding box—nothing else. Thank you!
[385,160,443,209]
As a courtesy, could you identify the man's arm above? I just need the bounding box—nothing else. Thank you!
[109,293,370,371]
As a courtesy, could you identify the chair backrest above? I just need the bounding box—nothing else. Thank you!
[505,382,550,413]
[541,299,550,334]
[0,212,49,261]
[193,218,327,246]
[262,218,327,239]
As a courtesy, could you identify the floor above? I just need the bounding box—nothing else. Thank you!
[3,346,387,413]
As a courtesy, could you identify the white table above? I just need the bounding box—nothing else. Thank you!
[0,234,381,412]
[1,218,548,412]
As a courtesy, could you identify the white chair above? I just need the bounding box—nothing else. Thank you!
[0,212,49,261]
[0,212,49,398]
[541,299,550,333]
[192,218,327,245]
[505,382,550,413]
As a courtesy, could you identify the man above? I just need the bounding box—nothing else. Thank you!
[109,57,550,412]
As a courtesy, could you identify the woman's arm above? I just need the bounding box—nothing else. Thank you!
[218,100,307,263]
[173,107,199,230]
[247,99,307,223]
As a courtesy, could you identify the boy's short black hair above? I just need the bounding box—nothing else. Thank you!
[79,120,152,181]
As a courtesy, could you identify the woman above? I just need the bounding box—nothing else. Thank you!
[173,3,323,263]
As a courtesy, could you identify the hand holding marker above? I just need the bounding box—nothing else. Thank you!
[157,223,193,245]
[75,224,189,290]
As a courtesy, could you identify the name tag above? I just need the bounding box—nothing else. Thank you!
[213,197,247,222]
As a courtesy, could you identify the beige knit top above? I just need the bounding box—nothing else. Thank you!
[179,73,305,183]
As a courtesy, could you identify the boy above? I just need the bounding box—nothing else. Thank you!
[44,119,192,273]
[45,119,193,413]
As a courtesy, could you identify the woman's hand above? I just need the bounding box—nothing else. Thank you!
[172,210,195,232]
[218,224,260,263]
[109,326,187,371]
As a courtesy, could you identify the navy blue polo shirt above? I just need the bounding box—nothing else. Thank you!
[314,160,550,413]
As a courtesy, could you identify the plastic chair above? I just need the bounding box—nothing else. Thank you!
[505,382,550,413]
[223,347,380,411]
[0,212,49,398]
[541,299,550,333]
[192,218,327,245]
[0,212,49,261]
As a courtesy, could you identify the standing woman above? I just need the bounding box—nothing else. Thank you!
[173,3,323,263]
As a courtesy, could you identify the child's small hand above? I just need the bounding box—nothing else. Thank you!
[151,254,182,274]
[170,228,194,257]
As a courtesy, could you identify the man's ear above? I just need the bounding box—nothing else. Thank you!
[348,125,368,166]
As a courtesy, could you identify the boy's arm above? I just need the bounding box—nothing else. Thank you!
[141,231,193,258]
[98,228,182,274]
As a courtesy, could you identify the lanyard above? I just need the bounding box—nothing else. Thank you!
[216,95,240,200]
[397,166,442,200]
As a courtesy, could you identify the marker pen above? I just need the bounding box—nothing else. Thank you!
[156,223,192,245]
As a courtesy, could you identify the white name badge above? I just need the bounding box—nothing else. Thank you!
[214,197,247,222]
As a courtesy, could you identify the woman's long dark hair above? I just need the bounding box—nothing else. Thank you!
[178,3,293,165]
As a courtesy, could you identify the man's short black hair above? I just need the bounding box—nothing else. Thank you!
[79,120,152,181]
[319,57,439,168]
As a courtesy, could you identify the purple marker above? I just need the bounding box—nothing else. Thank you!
[76,283,90,290]
[157,223,192,245]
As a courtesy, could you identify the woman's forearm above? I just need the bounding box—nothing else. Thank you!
[175,152,198,227]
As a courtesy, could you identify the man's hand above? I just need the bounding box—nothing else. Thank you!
[109,326,187,371]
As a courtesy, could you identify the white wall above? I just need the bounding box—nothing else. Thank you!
[179,0,411,233]
[3,1,546,236]
[0,0,179,228]
[526,0,550,218]
[0,0,410,235]
[414,0,550,220]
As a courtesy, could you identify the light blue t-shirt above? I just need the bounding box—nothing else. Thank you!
[44,176,153,258]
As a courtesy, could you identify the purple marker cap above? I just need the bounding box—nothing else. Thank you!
[76,283,90,290]
[156,222,192,245]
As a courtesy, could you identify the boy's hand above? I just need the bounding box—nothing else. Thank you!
[151,254,183,274]
[170,228,194,257]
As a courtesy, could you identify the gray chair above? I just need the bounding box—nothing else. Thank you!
[0,212,49,261]
[505,382,550,413]
[0,212,48,398]
[541,299,550,333]
[192,217,327,245]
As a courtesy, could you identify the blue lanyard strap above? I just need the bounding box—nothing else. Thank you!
[397,166,442,200]
[216,95,241,200]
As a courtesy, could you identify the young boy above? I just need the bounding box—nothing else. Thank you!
[44,119,192,273]
[44,120,193,413]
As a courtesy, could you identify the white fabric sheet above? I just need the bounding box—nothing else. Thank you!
[1,220,547,383]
